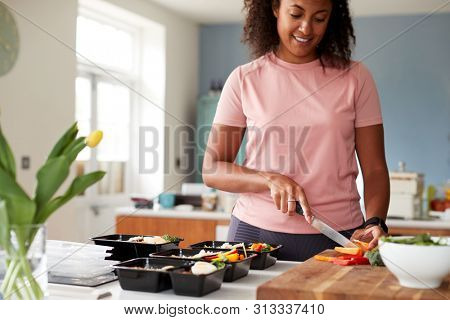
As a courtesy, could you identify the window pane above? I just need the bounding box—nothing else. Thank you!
[75,77,91,161]
[96,81,130,162]
[77,16,134,72]
[97,161,125,194]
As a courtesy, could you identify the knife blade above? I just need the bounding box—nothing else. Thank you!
[295,201,358,248]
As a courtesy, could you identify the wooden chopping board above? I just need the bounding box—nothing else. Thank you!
[257,250,450,300]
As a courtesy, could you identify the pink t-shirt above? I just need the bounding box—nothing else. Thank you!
[213,51,383,234]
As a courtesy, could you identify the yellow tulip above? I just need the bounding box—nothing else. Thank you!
[85,130,103,148]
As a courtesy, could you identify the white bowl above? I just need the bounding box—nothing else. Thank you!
[379,237,450,289]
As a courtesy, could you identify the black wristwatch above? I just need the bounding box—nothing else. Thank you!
[363,217,388,233]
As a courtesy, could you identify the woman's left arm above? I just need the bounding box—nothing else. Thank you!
[351,124,390,250]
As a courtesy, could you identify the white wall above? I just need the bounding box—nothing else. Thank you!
[0,0,79,241]
[0,0,198,241]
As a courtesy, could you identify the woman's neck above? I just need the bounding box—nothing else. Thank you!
[274,46,318,64]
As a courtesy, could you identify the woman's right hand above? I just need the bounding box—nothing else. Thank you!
[260,172,313,223]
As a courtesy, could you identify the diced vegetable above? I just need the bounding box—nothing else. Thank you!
[333,258,369,266]
[314,254,336,262]
[381,234,446,246]
[364,248,384,266]
[161,234,181,242]
[334,247,362,256]
[352,240,370,252]
[226,253,239,263]
[249,243,273,252]
[335,255,369,264]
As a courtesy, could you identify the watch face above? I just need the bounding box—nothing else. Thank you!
[0,3,20,76]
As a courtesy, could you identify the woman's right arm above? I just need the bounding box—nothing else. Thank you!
[202,124,313,220]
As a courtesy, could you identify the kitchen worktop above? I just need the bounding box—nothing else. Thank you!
[116,207,450,230]
[115,207,231,221]
[49,261,300,300]
[386,217,450,230]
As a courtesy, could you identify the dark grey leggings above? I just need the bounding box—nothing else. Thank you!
[227,215,361,262]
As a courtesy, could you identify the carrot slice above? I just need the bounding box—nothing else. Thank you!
[352,240,370,252]
[334,247,362,256]
[314,254,337,262]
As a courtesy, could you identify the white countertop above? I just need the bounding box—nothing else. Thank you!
[115,207,231,221]
[116,207,450,230]
[386,218,450,230]
[48,261,300,300]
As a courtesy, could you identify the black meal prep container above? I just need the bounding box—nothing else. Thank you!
[113,257,194,293]
[150,248,256,282]
[91,234,182,261]
[189,241,283,270]
[169,265,227,297]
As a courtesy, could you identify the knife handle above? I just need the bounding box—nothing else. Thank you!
[295,201,304,215]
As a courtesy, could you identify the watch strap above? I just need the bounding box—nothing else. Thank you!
[363,217,388,233]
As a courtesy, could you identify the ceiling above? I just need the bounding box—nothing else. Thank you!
[147,0,450,24]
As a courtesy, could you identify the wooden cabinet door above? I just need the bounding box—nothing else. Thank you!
[116,215,218,247]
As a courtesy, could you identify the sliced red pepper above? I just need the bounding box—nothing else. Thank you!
[333,256,369,265]
[202,255,218,262]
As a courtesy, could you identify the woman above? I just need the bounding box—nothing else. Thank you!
[202,0,390,261]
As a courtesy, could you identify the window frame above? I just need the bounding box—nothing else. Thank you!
[75,10,142,198]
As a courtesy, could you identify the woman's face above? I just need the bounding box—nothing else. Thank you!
[273,0,332,63]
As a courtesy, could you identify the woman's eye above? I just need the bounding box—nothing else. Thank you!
[314,18,326,23]
[290,14,301,19]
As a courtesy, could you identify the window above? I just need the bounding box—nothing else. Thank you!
[75,4,166,199]
[75,13,137,195]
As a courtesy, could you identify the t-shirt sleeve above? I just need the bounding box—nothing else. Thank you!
[354,63,383,128]
[213,66,247,127]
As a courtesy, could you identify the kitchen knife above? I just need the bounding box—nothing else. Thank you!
[295,202,358,248]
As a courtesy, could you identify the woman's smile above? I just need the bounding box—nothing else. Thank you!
[292,35,313,45]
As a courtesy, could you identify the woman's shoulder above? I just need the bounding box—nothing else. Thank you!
[324,60,374,84]
[348,60,374,78]
[230,53,270,80]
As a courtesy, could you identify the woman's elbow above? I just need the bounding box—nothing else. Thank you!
[201,159,216,188]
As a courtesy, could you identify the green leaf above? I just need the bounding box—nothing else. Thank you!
[47,122,78,160]
[0,200,9,250]
[35,171,106,224]
[34,156,70,213]
[2,193,36,226]
[64,136,86,164]
[0,167,30,200]
[0,125,16,179]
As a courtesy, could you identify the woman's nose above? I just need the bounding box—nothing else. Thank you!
[298,20,312,36]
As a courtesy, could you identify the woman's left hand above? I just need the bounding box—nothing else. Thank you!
[351,225,387,251]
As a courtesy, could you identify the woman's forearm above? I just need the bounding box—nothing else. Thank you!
[363,168,390,220]
[202,160,271,193]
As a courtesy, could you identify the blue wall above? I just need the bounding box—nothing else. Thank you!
[199,14,450,186]
[199,24,250,96]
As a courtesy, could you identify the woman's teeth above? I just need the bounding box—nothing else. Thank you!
[294,36,311,43]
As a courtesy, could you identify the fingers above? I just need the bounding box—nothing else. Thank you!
[272,190,281,210]
[287,198,296,216]
[365,227,383,250]
[350,229,364,241]
[296,186,313,224]
[280,191,288,214]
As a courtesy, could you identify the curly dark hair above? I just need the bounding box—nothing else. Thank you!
[242,0,355,69]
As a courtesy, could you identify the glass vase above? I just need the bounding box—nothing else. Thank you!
[0,224,47,300]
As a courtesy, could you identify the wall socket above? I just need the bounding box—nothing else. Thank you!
[21,156,30,170]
